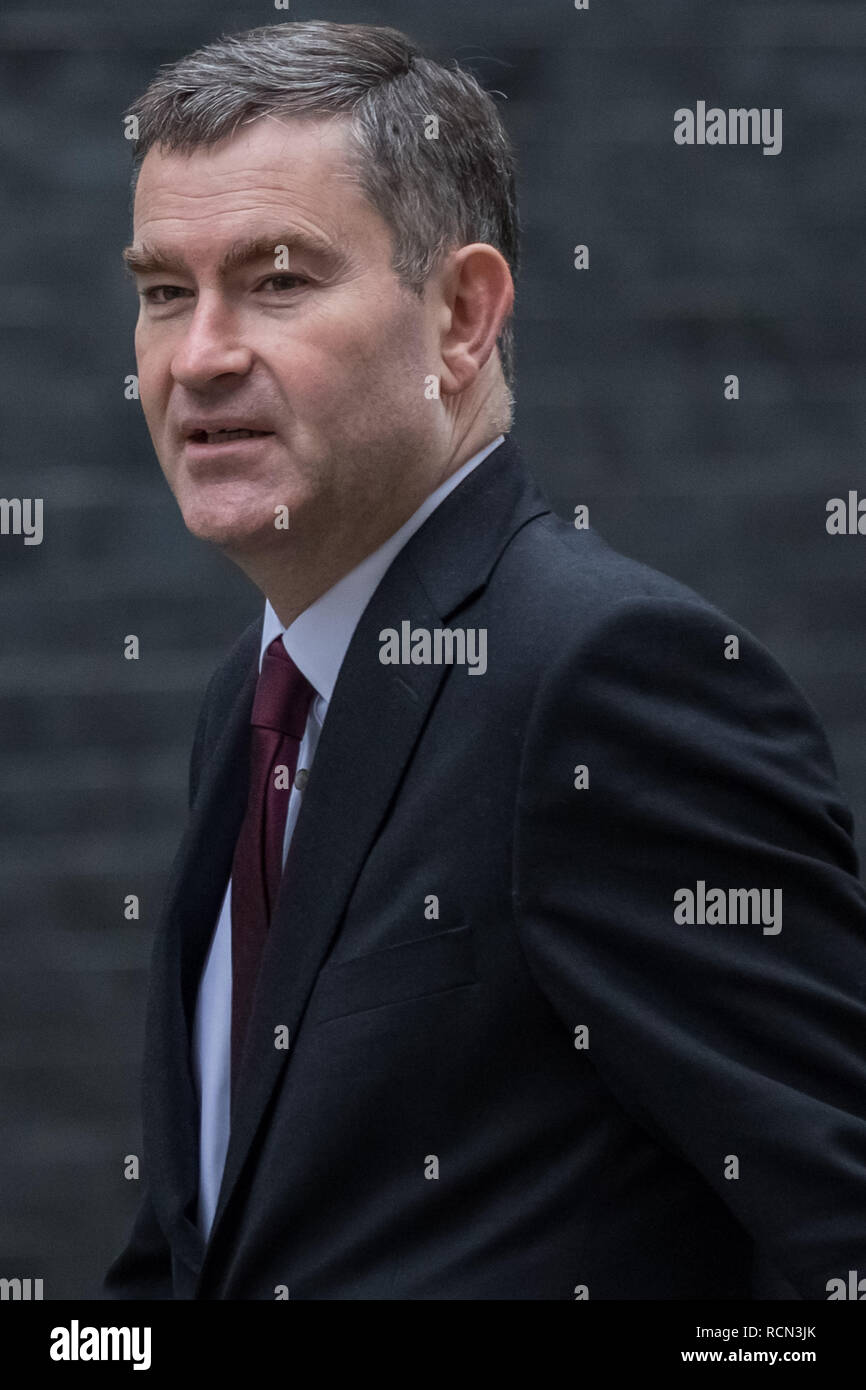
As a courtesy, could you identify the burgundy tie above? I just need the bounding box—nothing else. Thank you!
[230,635,315,1100]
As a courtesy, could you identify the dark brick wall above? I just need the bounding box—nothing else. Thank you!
[1,0,863,1298]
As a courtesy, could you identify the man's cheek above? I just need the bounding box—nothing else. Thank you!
[133,319,151,376]
[277,346,356,412]
[137,376,171,466]
[137,382,159,436]
[134,344,162,419]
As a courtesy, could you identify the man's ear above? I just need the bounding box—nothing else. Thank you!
[436,244,514,396]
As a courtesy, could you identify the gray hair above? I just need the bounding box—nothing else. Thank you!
[126,20,519,404]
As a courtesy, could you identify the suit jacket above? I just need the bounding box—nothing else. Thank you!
[103,434,866,1300]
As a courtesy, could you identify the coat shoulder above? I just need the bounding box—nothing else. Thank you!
[493,509,731,659]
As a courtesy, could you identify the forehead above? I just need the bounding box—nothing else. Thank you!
[132,115,385,257]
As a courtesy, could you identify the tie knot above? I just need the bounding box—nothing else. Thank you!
[251,635,316,737]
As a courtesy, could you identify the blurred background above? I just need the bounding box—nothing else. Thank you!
[1,0,864,1298]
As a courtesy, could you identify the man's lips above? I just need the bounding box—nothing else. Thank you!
[181,428,277,466]
[186,427,274,445]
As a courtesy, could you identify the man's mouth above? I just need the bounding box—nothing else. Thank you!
[188,428,273,445]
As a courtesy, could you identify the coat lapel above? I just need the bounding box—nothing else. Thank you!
[196,435,552,1280]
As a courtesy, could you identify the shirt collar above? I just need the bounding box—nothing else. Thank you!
[258,435,506,701]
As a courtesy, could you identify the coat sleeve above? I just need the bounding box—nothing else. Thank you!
[513,594,866,1300]
[102,672,218,1301]
[100,1185,173,1300]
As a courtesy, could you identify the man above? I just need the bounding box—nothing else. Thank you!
[104,21,866,1300]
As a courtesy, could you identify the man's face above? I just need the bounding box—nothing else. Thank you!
[128,117,439,559]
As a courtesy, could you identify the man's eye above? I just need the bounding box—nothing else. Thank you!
[140,285,191,304]
[137,276,308,305]
[260,275,309,291]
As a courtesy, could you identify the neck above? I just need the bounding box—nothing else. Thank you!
[225,422,504,629]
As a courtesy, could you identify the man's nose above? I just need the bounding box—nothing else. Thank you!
[170,298,253,387]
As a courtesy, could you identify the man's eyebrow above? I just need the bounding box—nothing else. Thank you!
[121,230,346,278]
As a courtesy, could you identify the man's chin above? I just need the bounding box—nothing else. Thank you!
[180,508,281,553]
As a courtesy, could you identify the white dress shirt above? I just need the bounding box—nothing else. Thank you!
[191,435,505,1239]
